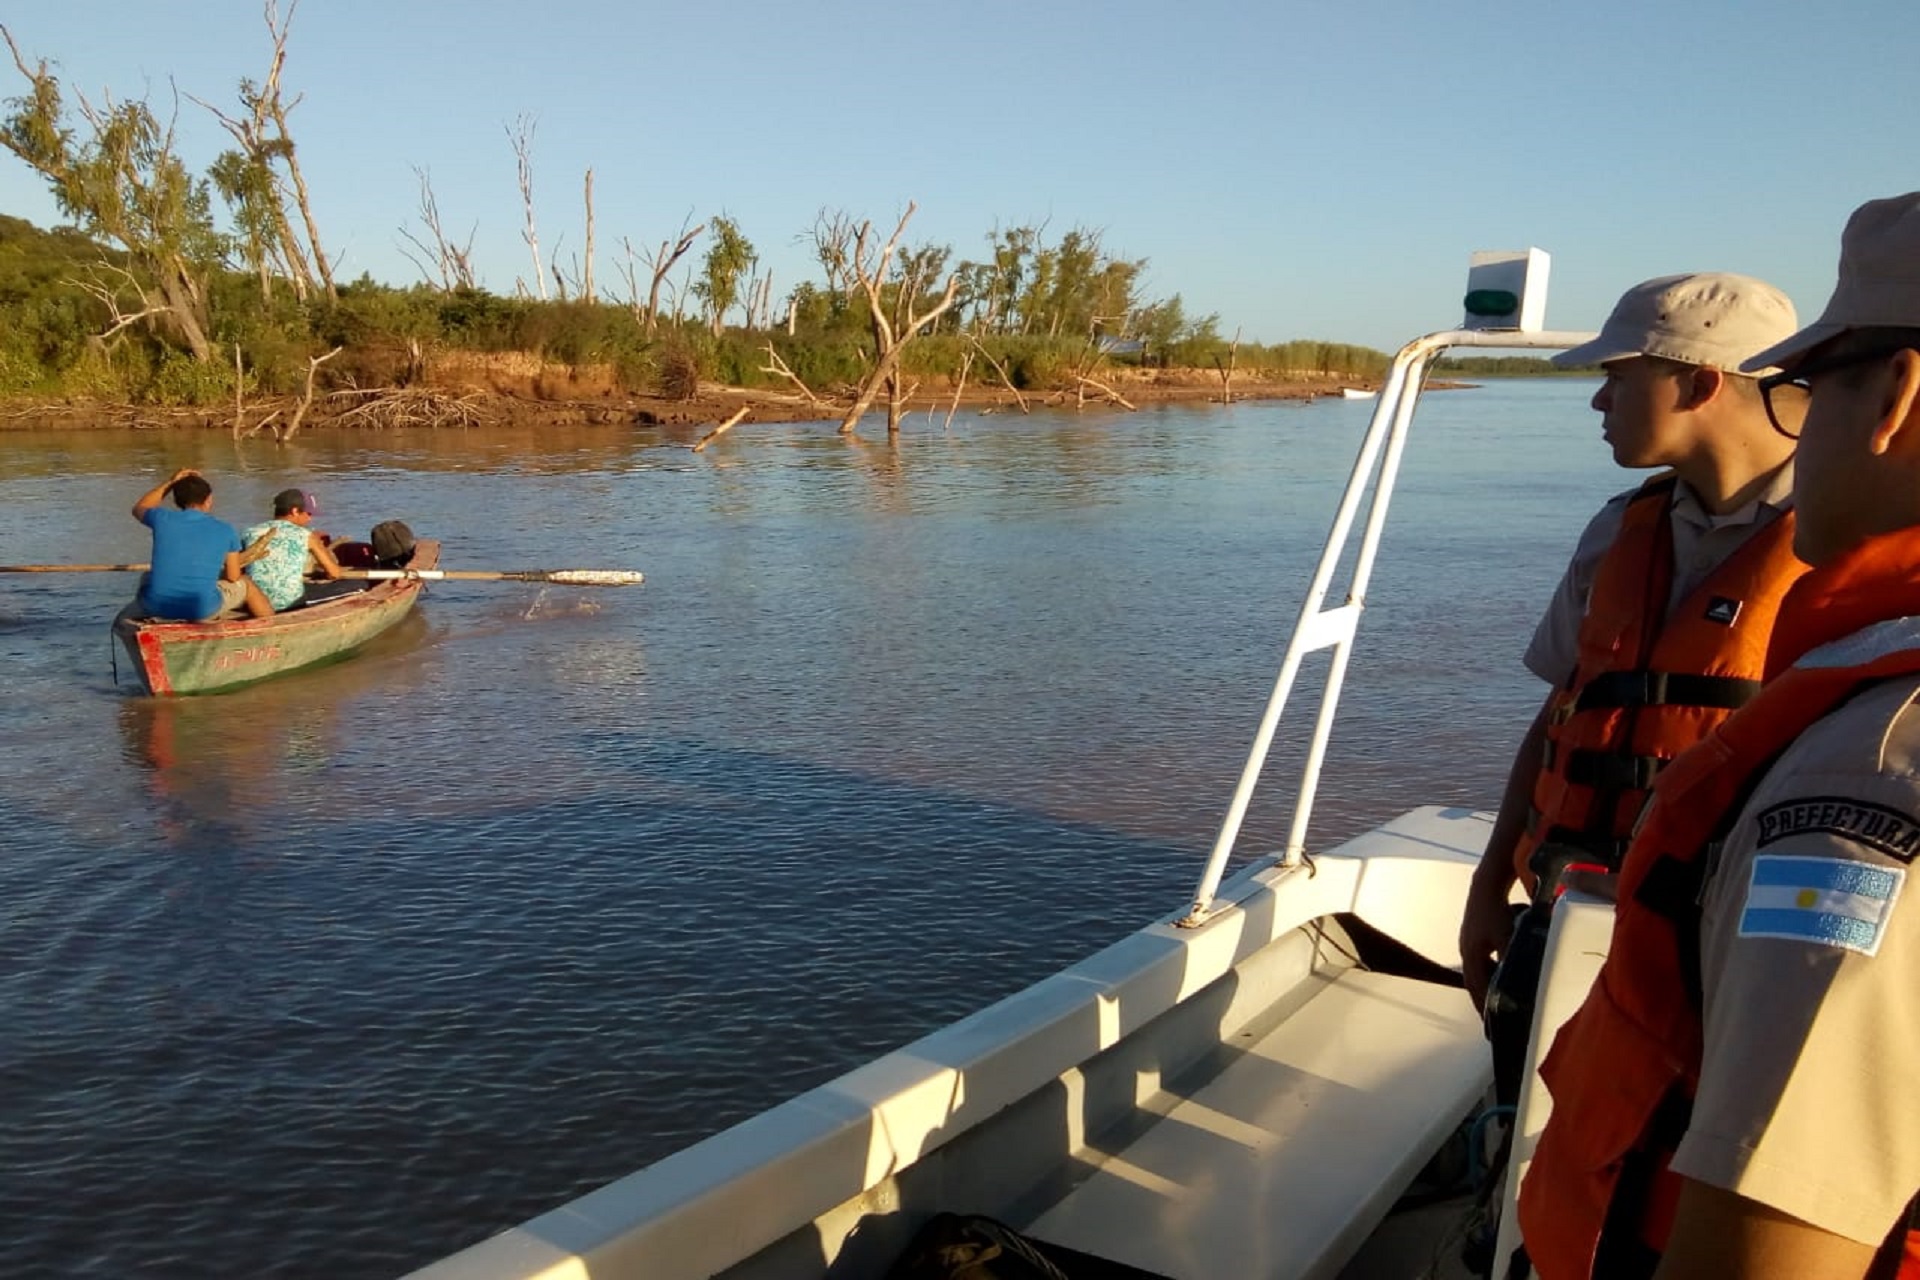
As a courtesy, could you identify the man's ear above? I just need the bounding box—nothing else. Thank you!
[1869,348,1920,456]
[1678,363,1724,411]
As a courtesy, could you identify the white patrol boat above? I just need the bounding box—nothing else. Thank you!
[412,251,1611,1280]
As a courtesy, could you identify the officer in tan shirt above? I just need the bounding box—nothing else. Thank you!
[1522,464,1796,687]
[1611,193,1920,1277]
[1677,676,1920,1259]
[1461,274,1803,1021]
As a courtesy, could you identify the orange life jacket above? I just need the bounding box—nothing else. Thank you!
[1517,525,1920,1279]
[1513,475,1803,893]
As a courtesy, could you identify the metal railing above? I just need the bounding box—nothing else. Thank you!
[1183,327,1597,924]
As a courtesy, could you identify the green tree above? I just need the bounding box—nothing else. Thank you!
[0,26,224,360]
[694,214,755,336]
[208,149,281,300]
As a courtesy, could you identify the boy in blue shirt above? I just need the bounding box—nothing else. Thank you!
[129,468,272,621]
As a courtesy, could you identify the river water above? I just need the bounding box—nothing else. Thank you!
[0,380,1616,1277]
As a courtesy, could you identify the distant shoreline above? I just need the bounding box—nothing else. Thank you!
[0,368,1453,435]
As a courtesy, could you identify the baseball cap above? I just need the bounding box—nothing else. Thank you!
[273,488,318,516]
[1552,272,1799,374]
[1743,192,1920,372]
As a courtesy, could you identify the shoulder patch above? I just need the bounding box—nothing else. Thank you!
[1738,854,1905,956]
[1753,796,1920,863]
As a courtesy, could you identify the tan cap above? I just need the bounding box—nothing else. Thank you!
[1551,272,1799,374]
[1743,192,1920,372]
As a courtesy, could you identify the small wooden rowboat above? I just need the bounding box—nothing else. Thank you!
[112,540,440,696]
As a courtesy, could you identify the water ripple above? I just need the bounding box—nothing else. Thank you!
[0,383,1617,1276]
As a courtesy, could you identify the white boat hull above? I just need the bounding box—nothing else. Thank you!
[413,807,1494,1280]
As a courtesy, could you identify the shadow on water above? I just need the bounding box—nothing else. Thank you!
[1,729,1193,1278]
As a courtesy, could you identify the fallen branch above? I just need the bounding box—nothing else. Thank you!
[231,343,245,438]
[967,336,1029,413]
[329,387,492,430]
[1074,375,1137,411]
[275,345,342,441]
[758,342,828,407]
[943,349,975,431]
[242,408,282,439]
[692,405,750,453]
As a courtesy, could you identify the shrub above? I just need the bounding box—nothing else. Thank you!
[57,344,146,401]
[611,347,654,394]
[146,352,235,406]
[656,340,699,400]
[0,344,39,395]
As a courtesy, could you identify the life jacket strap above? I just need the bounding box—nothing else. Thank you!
[1572,670,1763,713]
[1633,852,1713,1009]
[1594,1087,1695,1280]
[1557,748,1667,790]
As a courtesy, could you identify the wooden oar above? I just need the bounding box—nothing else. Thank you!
[339,567,645,586]
[0,563,149,573]
[0,563,644,586]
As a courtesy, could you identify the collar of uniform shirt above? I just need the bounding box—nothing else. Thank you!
[1671,459,1797,533]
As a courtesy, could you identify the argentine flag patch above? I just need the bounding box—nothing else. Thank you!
[1738,855,1906,957]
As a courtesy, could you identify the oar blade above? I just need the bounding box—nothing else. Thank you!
[337,566,645,586]
[0,563,149,573]
[539,570,646,587]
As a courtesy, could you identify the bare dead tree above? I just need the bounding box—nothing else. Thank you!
[581,168,595,304]
[839,202,960,439]
[397,165,476,291]
[196,88,311,302]
[548,232,569,302]
[809,208,859,299]
[274,345,342,441]
[256,0,333,300]
[70,264,177,344]
[742,271,777,331]
[624,216,703,336]
[232,343,246,438]
[196,1,333,300]
[1214,326,1241,403]
[617,238,645,327]
[508,114,546,300]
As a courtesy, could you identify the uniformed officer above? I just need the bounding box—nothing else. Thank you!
[1458,274,1805,1109]
[1519,192,1920,1279]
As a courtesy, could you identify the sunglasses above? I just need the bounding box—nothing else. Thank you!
[1758,345,1916,440]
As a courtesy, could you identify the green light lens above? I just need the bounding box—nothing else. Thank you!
[1464,289,1520,317]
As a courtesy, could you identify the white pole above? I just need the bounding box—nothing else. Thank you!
[1181,329,1597,924]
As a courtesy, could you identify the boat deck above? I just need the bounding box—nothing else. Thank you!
[1029,967,1487,1279]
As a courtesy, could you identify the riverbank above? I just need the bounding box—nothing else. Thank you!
[0,364,1390,435]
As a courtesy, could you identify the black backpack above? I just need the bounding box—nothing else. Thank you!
[369,520,416,567]
[882,1214,1167,1280]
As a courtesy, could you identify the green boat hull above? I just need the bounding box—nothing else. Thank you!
[113,540,439,696]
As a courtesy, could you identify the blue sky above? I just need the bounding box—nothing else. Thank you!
[0,0,1912,351]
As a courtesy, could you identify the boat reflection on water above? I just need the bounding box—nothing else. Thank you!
[116,610,433,846]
